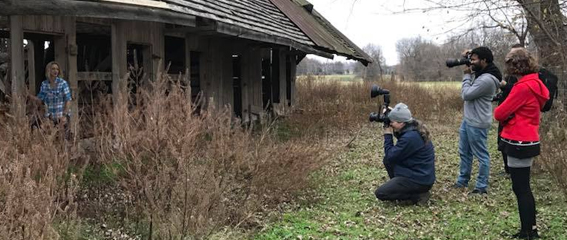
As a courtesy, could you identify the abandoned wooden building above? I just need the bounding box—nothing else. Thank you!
[0,0,371,133]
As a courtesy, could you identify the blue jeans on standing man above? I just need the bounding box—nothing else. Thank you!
[456,121,490,191]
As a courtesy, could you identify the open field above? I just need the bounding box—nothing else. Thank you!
[297,74,362,82]
[298,74,462,90]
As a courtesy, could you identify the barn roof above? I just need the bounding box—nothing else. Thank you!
[0,0,371,64]
[271,0,372,64]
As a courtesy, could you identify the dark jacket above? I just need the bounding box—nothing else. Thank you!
[383,125,435,186]
[494,75,519,106]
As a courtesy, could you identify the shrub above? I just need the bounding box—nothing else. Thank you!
[92,73,327,238]
[539,101,567,197]
[0,119,80,239]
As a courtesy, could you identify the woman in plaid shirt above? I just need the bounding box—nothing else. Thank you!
[29,61,72,132]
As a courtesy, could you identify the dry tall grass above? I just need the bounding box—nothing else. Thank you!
[539,102,567,196]
[91,73,327,238]
[0,118,80,239]
[290,75,462,140]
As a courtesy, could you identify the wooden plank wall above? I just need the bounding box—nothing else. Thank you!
[241,45,263,122]
[196,37,232,111]
[22,15,65,34]
[120,20,164,79]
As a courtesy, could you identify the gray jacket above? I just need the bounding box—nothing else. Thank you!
[461,73,500,128]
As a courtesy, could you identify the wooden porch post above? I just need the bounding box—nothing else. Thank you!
[184,36,192,102]
[10,15,25,120]
[111,21,126,105]
[63,17,78,136]
[289,54,297,107]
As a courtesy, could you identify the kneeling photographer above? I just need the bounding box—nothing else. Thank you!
[374,103,436,205]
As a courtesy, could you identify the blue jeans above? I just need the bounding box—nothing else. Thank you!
[456,121,490,190]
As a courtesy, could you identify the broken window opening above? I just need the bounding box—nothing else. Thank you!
[164,36,186,75]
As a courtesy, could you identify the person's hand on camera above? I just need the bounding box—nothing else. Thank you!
[383,126,393,135]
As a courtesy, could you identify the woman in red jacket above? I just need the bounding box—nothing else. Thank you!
[494,47,549,239]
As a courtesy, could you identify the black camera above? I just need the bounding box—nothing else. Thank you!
[446,52,472,68]
[369,85,391,127]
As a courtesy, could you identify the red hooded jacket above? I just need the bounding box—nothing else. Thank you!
[494,73,550,142]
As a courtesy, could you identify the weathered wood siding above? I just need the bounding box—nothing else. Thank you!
[21,15,66,34]
[111,20,164,102]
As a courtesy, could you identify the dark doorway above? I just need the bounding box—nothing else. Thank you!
[261,54,272,110]
[164,36,185,75]
[126,43,151,106]
[286,55,293,106]
[126,43,148,91]
[190,51,201,110]
[23,34,55,95]
[271,49,280,104]
[232,54,242,118]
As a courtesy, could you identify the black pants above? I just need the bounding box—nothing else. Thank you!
[375,176,432,202]
[509,167,537,232]
[501,152,509,173]
[497,124,510,174]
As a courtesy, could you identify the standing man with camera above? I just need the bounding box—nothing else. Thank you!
[454,47,502,195]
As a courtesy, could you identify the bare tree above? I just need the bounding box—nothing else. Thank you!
[358,44,386,80]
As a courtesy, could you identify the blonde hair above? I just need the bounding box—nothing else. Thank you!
[505,48,539,76]
[45,61,61,79]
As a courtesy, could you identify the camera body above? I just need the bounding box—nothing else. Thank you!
[446,52,472,68]
[369,85,391,127]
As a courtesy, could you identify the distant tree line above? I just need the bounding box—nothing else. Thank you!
[298,27,520,82]
[396,27,519,82]
[296,43,393,80]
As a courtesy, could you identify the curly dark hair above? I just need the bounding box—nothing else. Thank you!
[505,48,539,75]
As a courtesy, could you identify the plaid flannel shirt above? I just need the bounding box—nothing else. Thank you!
[37,77,72,119]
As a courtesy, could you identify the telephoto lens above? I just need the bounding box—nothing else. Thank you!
[446,57,471,68]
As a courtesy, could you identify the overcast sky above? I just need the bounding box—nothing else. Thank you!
[306,0,464,65]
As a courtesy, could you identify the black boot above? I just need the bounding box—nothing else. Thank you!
[511,229,540,239]
[413,191,431,206]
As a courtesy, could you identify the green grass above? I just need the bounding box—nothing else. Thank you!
[254,121,567,239]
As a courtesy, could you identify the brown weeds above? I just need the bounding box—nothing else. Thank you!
[539,102,567,196]
[0,118,79,239]
[92,73,326,238]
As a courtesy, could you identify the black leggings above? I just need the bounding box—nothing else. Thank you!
[509,167,536,232]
